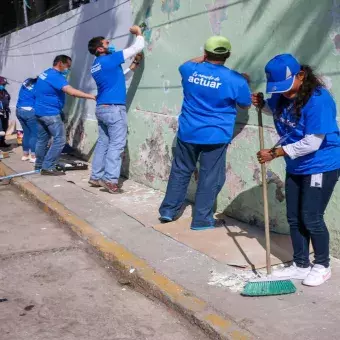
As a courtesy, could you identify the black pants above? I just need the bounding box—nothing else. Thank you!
[0,114,8,143]
[286,169,340,268]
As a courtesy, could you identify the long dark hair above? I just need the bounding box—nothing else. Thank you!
[277,65,325,117]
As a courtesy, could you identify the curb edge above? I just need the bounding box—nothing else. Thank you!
[0,161,253,340]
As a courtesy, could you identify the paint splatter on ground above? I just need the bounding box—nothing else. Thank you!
[209,264,284,293]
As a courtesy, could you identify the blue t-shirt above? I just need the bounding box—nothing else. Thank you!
[34,68,68,116]
[17,78,36,108]
[91,51,126,105]
[178,61,251,144]
[268,88,340,174]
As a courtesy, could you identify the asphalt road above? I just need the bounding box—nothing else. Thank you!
[0,186,208,340]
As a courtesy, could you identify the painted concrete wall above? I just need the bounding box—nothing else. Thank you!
[1,0,340,256]
[126,0,340,258]
[0,0,133,151]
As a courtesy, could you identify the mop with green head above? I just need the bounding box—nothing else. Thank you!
[242,94,296,297]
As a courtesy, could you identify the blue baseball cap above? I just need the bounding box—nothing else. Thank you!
[265,54,301,93]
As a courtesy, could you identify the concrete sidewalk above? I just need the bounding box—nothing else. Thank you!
[1,149,340,340]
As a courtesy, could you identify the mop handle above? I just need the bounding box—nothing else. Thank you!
[0,170,40,181]
[257,93,271,275]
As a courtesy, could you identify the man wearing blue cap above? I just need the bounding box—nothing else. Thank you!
[253,54,340,287]
[159,36,251,231]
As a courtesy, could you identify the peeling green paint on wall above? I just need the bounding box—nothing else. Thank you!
[122,0,340,257]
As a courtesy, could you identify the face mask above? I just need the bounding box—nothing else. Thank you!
[0,85,5,90]
[61,69,70,77]
[107,45,116,54]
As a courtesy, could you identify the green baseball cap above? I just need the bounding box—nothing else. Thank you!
[204,36,231,54]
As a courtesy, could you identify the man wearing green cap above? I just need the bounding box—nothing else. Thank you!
[159,36,251,230]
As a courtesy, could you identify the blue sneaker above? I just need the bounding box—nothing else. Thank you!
[159,216,173,223]
[190,225,215,231]
[191,219,225,231]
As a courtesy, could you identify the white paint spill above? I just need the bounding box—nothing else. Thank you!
[129,268,135,274]
[209,264,284,293]
[208,270,260,292]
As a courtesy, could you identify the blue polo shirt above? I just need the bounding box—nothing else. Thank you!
[178,61,251,144]
[17,78,36,108]
[34,68,68,116]
[91,51,126,105]
[268,87,340,174]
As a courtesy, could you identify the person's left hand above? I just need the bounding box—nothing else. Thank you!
[257,149,274,164]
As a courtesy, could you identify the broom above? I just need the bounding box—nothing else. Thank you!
[242,93,296,296]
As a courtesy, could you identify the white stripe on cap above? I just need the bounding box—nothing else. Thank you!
[267,75,296,94]
[286,67,292,79]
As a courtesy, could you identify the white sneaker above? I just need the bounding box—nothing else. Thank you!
[272,262,311,280]
[302,264,331,287]
[29,157,36,164]
[21,155,30,161]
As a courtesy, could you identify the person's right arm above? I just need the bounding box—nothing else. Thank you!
[122,26,145,61]
[236,81,252,109]
[62,85,96,100]
[48,73,95,100]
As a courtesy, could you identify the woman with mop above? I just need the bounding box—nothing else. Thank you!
[253,54,340,287]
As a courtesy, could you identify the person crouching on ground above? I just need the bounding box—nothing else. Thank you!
[253,54,340,286]
[87,25,145,194]
[16,77,38,164]
[158,36,251,230]
[34,55,96,176]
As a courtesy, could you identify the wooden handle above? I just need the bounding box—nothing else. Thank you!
[257,106,272,275]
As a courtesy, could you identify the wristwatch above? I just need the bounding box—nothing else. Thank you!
[270,148,278,158]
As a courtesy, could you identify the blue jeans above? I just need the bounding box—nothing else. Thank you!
[35,114,66,170]
[91,105,127,183]
[16,108,38,154]
[286,169,340,268]
[159,138,228,228]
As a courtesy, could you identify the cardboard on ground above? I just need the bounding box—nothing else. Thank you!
[154,215,310,270]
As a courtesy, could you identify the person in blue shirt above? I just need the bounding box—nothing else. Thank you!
[253,54,340,287]
[159,36,251,230]
[0,76,11,148]
[34,55,96,176]
[87,25,145,193]
[16,77,38,163]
